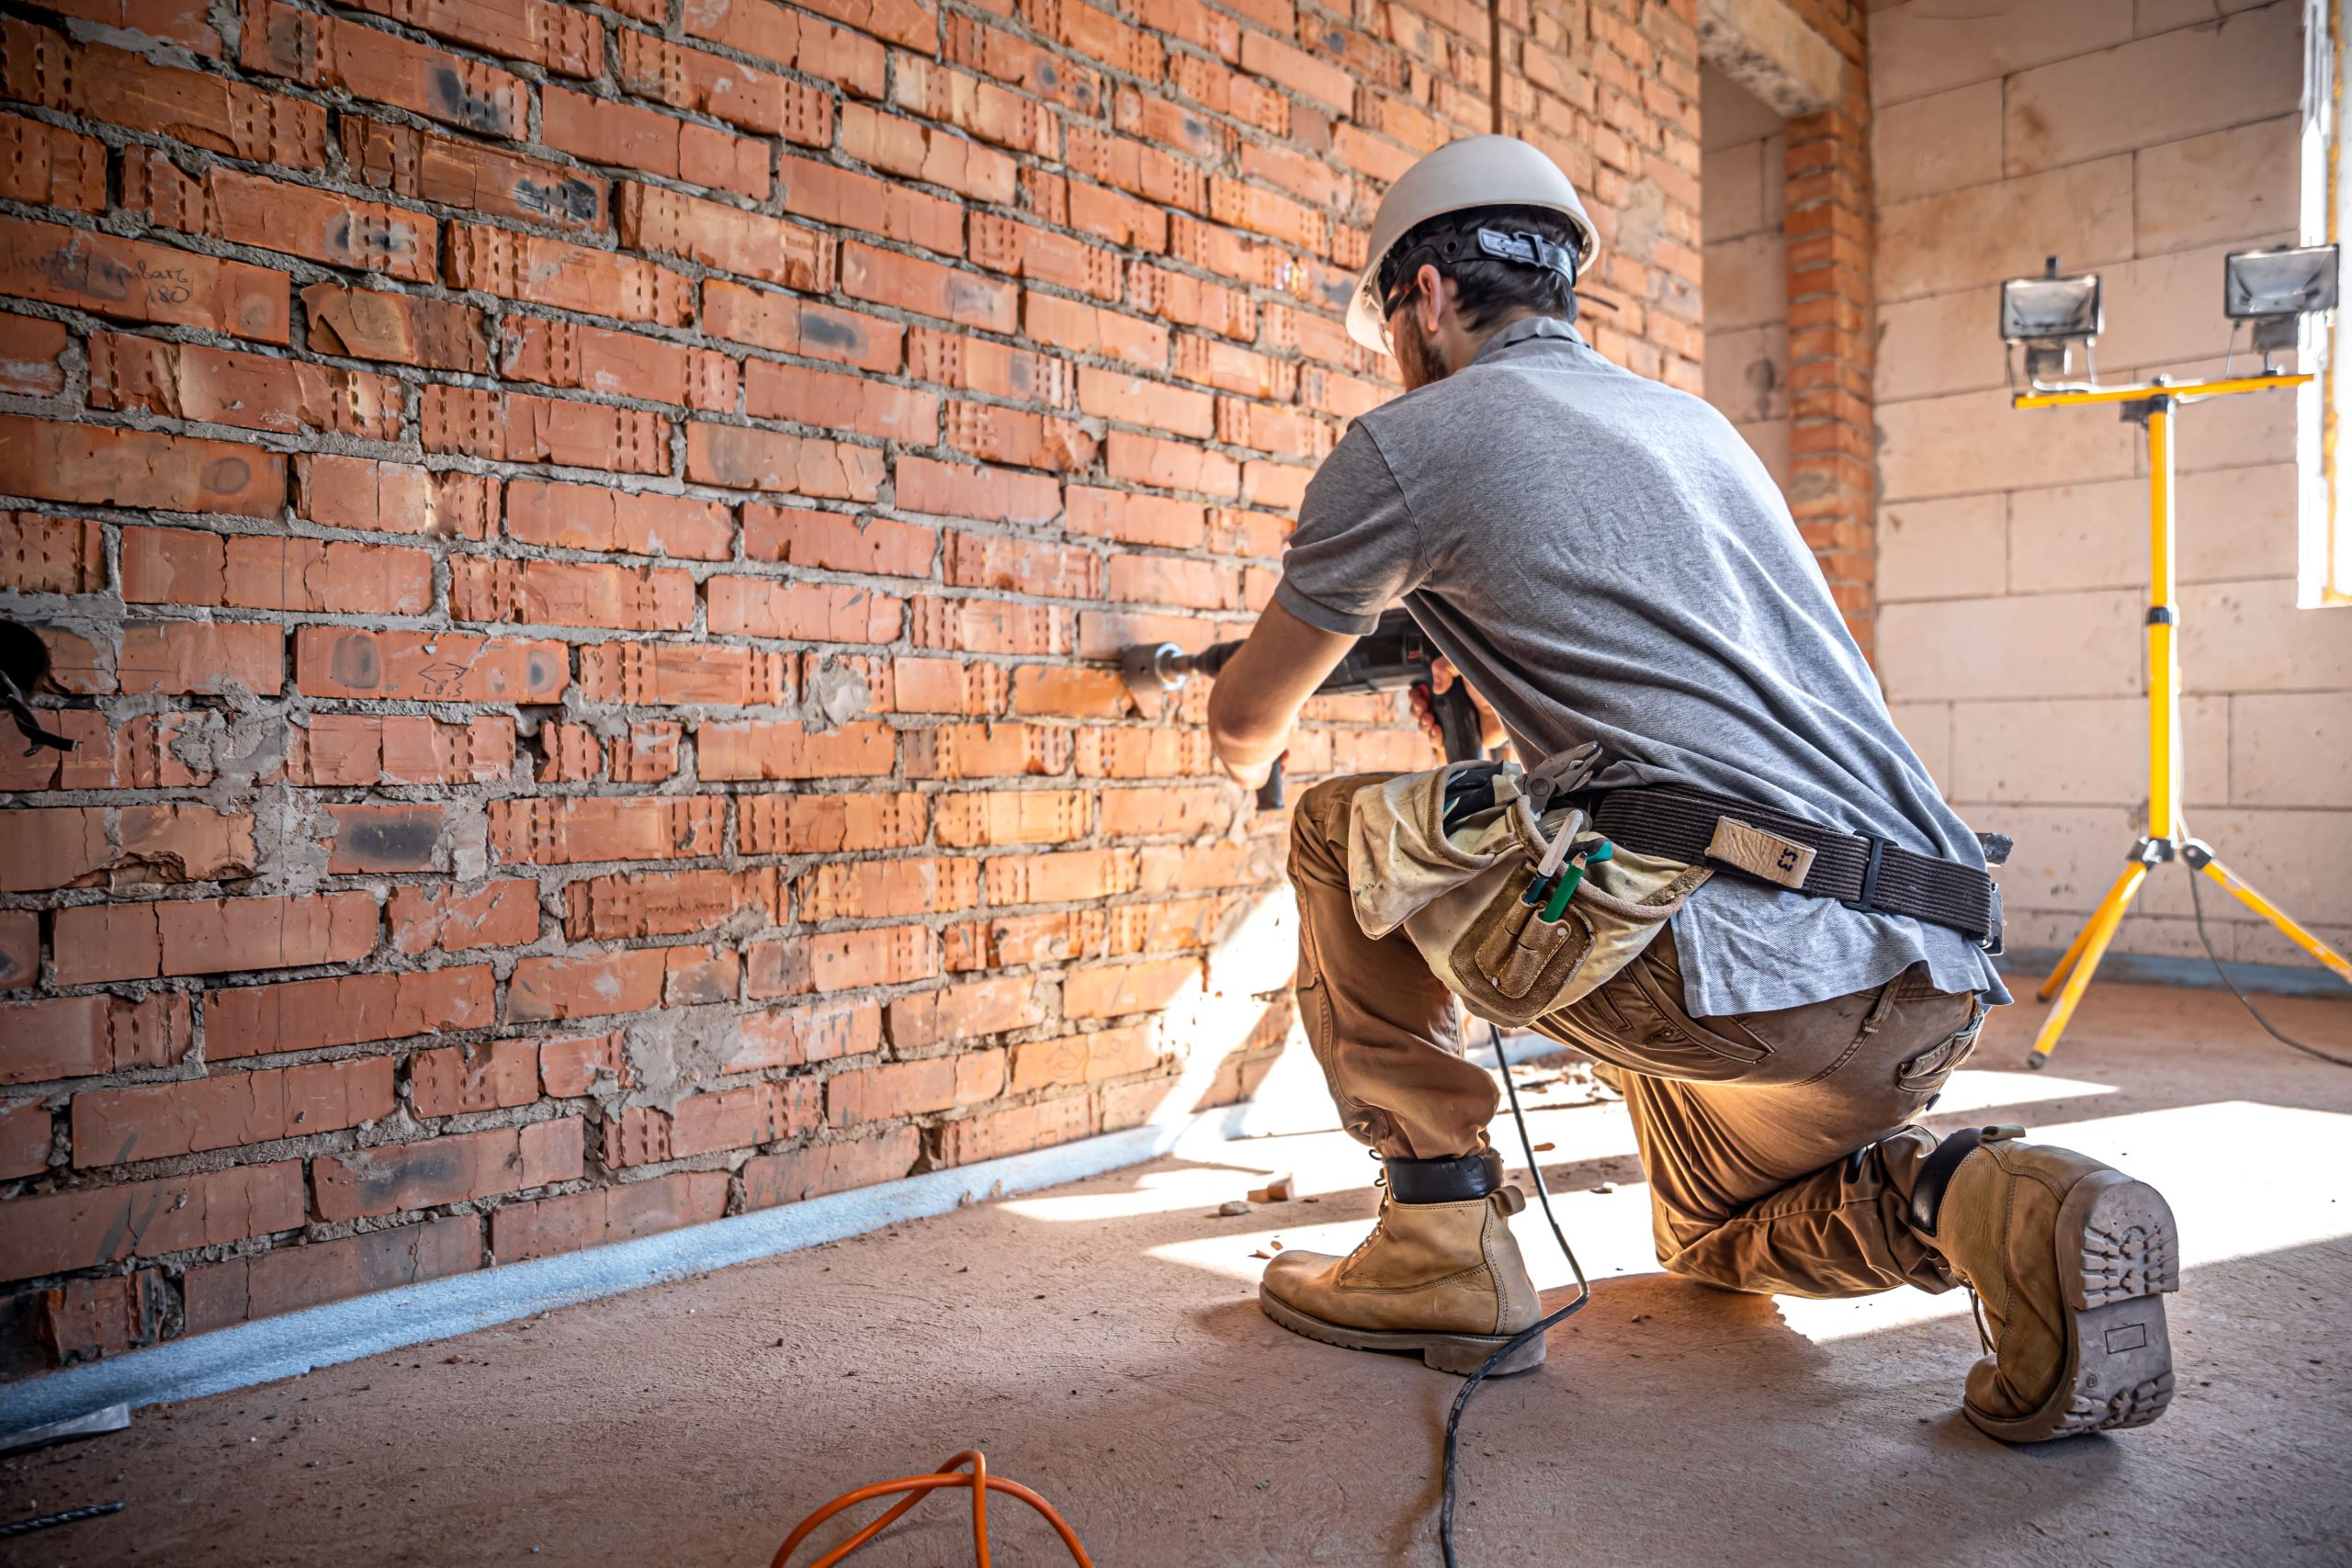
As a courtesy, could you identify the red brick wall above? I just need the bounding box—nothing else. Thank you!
[0,0,1720,1372]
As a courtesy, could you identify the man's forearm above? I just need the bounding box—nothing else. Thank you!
[1202,599,1356,782]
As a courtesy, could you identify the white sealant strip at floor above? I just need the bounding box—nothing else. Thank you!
[0,1103,1267,1436]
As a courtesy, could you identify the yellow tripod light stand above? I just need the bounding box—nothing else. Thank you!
[2012,373,2352,1066]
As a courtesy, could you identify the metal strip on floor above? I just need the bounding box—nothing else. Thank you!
[0,1103,1261,1435]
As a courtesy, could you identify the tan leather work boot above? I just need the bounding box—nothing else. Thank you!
[1259,1150,1545,1376]
[1914,1126,2180,1442]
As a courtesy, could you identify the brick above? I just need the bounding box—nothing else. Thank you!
[489,796,724,865]
[827,1048,1003,1124]
[1010,666,1132,718]
[543,85,769,199]
[38,1269,165,1358]
[0,315,67,398]
[910,597,1075,656]
[298,457,494,539]
[840,104,1014,201]
[296,627,567,703]
[896,456,1062,525]
[985,847,1139,905]
[445,224,691,327]
[539,1031,628,1099]
[745,925,937,997]
[1103,430,1240,498]
[740,791,926,853]
[933,789,1091,846]
[127,155,439,284]
[697,719,896,780]
[1,22,325,167]
[0,992,188,1086]
[114,622,283,698]
[686,423,887,500]
[1063,957,1199,1020]
[620,184,832,289]
[943,403,1096,472]
[741,1125,919,1209]
[936,1092,1091,1165]
[944,531,1100,598]
[744,360,940,442]
[315,1120,581,1222]
[509,948,669,1021]
[409,1038,540,1117]
[507,481,734,563]
[1009,1023,1156,1091]
[797,857,979,919]
[1023,291,1169,370]
[0,113,101,211]
[564,866,779,940]
[301,283,484,371]
[122,529,429,615]
[684,0,897,89]
[705,281,902,371]
[243,4,526,138]
[0,417,286,518]
[491,1169,729,1262]
[706,578,905,642]
[0,1101,51,1179]
[745,507,936,578]
[453,558,696,632]
[908,328,1070,406]
[888,976,1045,1050]
[1065,486,1206,548]
[289,715,514,787]
[0,1162,302,1282]
[842,242,1016,332]
[903,723,1073,779]
[184,1214,478,1331]
[0,910,35,989]
[779,153,965,256]
[424,385,670,474]
[579,643,794,706]
[72,1056,392,1166]
[735,1000,884,1067]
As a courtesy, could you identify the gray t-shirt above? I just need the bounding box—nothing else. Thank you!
[1276,316,2008,1018]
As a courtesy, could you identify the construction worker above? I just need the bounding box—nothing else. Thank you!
[1204,135,2179,1442]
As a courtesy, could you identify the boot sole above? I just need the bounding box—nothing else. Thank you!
[1967,1170,2180,1444]
[1257,1285,1546,1377]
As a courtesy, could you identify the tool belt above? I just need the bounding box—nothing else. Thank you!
[1350,761,1713,1028]
[1587,786,2007,953]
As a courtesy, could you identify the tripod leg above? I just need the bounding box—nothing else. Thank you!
[2195,857,2352,989]
[2036,861,2145,1002]
[2030,862,2150,1068]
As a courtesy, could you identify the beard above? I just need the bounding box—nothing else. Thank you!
[1393,311,1446,389]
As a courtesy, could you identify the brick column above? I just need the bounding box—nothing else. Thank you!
[1781,38,1875,656]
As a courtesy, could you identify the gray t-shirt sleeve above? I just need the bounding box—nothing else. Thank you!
[1272,421,1423,637]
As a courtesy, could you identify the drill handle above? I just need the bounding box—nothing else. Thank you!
[1430,679,1487,763]
[1258,754,1284,811]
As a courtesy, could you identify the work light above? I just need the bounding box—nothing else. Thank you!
[1999,257,2102,388]
[2223,243,2341,362]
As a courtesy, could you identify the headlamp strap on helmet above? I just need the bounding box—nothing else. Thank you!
[1378,224,1579,313]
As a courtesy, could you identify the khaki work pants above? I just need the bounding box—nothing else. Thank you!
[1290,773,1985,1298]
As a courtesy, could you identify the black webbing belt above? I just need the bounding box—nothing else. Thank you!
[1589,786,2004,951]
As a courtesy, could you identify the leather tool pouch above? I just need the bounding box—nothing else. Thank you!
[1350,760,1714,1028]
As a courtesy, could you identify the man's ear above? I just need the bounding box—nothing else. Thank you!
[1414,263,1445,337]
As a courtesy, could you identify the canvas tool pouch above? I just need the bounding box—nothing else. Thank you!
[1349,761,1714,1027]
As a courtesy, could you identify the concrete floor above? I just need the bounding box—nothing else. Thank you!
[6,980,2352,1567]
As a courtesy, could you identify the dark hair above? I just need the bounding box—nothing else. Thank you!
[1376,204,1582,333]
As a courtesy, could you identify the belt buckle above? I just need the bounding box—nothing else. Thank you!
[1840,834,1889,917]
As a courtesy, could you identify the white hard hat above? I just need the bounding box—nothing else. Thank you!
[1346,134,1600,355]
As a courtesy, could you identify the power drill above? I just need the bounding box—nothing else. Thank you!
[1117,606,1487,807]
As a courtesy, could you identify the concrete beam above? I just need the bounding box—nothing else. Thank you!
[1697,0,1845,119]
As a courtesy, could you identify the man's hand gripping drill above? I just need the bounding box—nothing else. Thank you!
[1117,606,1500,807]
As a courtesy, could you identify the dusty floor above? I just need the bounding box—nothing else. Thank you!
[6,979,2352,1567]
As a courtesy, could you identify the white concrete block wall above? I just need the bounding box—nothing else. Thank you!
[1870,0,2352,974]
[1701,65,1792,489]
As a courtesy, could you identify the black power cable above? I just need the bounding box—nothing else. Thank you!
[2184,852,2352,1069]
[1438,1024,1591,1568]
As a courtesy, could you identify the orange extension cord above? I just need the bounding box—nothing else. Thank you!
[772,1449,1094,1568]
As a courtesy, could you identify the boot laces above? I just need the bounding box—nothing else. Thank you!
[1967,1284,1994,1355]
